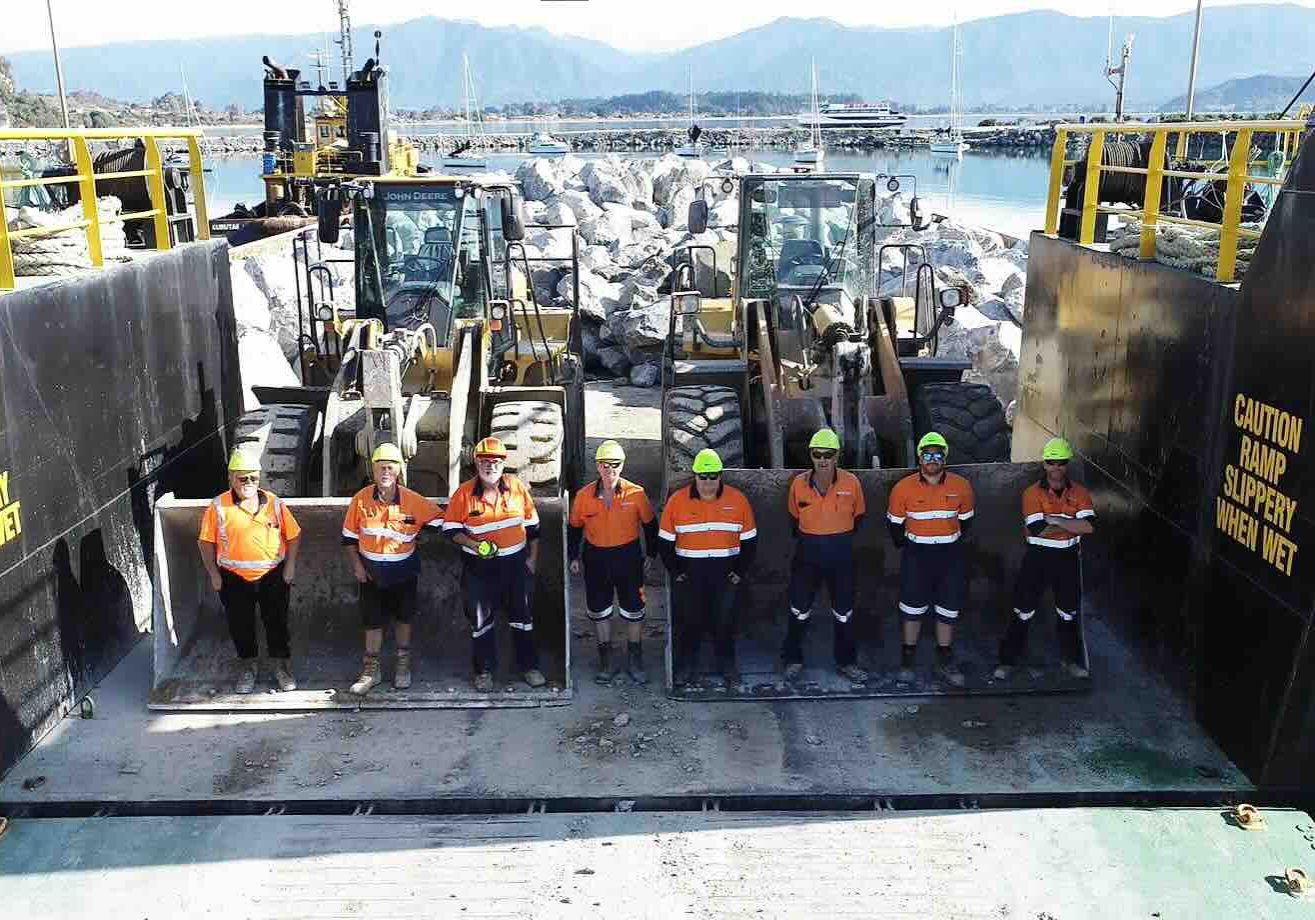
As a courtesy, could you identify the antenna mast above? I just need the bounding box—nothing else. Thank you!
[1104,22,1134,122]
[335,0,353,84]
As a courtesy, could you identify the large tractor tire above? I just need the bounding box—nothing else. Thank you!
[232,404,318,497]
[911,382,1010,464]
[490,400,565,493]
[663,385,745,496]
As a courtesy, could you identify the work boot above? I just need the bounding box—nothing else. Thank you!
[595,644,615,685]
[1065,661,1091,679]
[524,669,547,689]
[936,661,966,688]
[473,671,495,692]
[626,641,648,685]
[720,661,740,687]
[784,662,804,681]
[394,649,413,690]
[273,659,297,692]
[235,661,257,694]
[350,655,381,696]
[897,644,917,684]
[836,663,869,683]
[992,664,1014,681]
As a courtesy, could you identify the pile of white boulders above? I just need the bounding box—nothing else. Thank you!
[234,153,1029,414]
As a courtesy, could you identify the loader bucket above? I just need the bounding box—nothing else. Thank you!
[150,495,572,709]
[665,463,1091,700]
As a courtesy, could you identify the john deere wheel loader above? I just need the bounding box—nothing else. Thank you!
[150,174,585,709]
[659,171,1007,497]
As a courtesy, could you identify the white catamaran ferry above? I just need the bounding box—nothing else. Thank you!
[796,102,907,129]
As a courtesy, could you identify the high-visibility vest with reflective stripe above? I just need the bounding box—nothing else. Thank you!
[199,490,301,582]
[342,485,444,563]
[788,469,866,536]
[1022,480,1095,549]
[442,475,539,557]
[659,484,757,559]
[886,472,974,545]
[569,477,655,549]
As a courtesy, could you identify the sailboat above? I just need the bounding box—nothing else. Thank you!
[443,54,488,170]
[930,19,971,156]
[674,71,704,159]
[794,60,825,168]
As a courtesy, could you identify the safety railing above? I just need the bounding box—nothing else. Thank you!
[1043,119,1306,282]
[0,127,210,291]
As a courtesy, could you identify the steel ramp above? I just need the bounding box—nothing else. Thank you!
[150,496,572,709]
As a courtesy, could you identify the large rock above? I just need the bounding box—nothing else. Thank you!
[241,251,305,361]
[595,345,632,377]
[603,202,660,235]
[515,158,564,201]
[625,161,655,207]
[708,198,739,229]
[629,362,661,388]
[540,199,577,227]
[580,159,631,207]
[237,330,301,410]
[665,185,698,231]
[524,226,575,259]
[618,274,663,311]
[612,301,671,348]
[977,257,1025,297]
[559,271,623,322]
[230,262,273,333]
[579,210,633,251]
[554,189,603,224]
[938,309,1020,406]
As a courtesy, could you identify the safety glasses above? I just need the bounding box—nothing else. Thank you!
[810,450,837,461]
[695,473,721,481]
[1044,459,1069,468]
[235,474,260,483]
[920,450,945,464]
[598,460,623,469]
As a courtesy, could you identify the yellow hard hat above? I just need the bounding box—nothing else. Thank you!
[809,428,841,451]
[474,437,508,459]
[595,440,626,463]
[228,447,262,472]
[917,431,949,455]
[1042,437,1074,462]
[371,442,404,464]
[692,448,723,474]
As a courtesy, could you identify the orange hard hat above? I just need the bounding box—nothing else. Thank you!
[473,437,508,459]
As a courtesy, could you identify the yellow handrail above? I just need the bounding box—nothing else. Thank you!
[1043,119,1307,282]
[0,127,210,291]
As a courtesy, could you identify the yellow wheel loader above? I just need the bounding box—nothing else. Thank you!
[151,174,585,709]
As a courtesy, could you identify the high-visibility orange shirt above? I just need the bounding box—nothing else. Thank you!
[788,469,866,536]
[659,484,757,559]
[342,485,444,563]
[569,478,655,548]
[442,474,539,557]
[886,472,975,545]
[199,489,302,581]
[1022,480,1095,549]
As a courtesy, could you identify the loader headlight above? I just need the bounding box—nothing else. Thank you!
[721,178,734,195]
[318,305,334,322]
[491,303,507,320]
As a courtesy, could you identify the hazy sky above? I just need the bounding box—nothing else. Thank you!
[0,0,1303,54]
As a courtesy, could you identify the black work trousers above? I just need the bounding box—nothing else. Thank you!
[673,559,740,672]
[998,546,1085,666]
[783,547,857,667]
[463,549,538,675]
[219,565,291,660]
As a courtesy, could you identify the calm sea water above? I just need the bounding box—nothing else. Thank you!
[202,145,1052,240]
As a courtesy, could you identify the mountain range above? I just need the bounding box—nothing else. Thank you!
[4,5,1314,111]
[1162,74,1315,111]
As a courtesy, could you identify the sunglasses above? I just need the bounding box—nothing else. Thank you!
[598,460,623,469]
[920,451,946,464]
[696,473,721,481]
[234,474,260,483]
[1044,459,1069,467]
[811,450,837,460]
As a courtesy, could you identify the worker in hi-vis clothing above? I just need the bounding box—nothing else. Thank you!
[659,448,758,685]
[341,442,445,696]
[568,440,659,686]
[197,447,302,694]
[886,432,975,687]
[994,437,1095,680]
[782,428,870,683]
[442,437,546,691]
